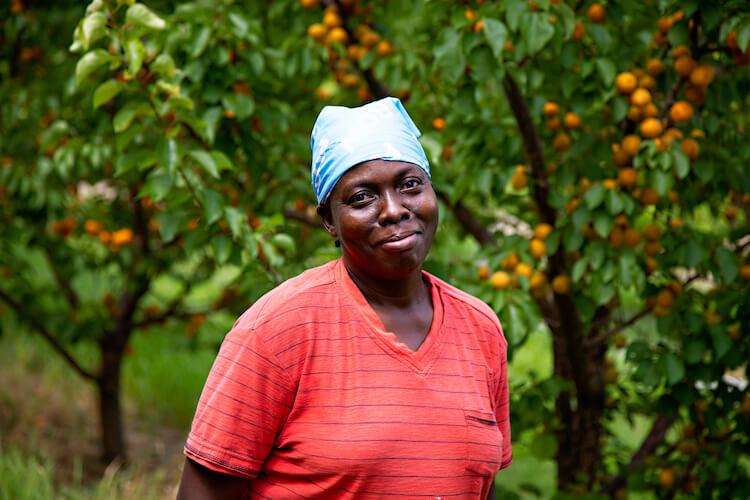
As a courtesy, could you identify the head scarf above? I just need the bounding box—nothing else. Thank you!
[310,97,430,205]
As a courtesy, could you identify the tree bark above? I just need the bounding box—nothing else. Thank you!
[97,347,126,464]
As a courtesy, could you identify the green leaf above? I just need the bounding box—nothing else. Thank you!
[583,184,606,209]
[222,93,255,120]
[126,4,166,30]
[572,257,588,282]
[82,12,107,50]
[211,235,232,264]
[93,79,123,108]
[142,173,173,201]
[151,53,177,77]
[595,58,616,87]
[572,205,591,229]
[663,353,685,385]
[157,211,180,241]
[586,24,612,52]
[272,234,296,254]
[505,0,526,32]
[75,49,112,85]
[710,328,731,359]
[125,37,144,74]
[739,22,750,52]
[715,248,739,283]
[158,137,179,175]
[605,189,624,215]
[683,337,706,364]
[673,149,690,179]
[483,18,508,59]
[210,151,234,172]
[113,101,149,132]
[522,13,555,55]
[196,189,224,224]
[189,150,219,179]
[434,29,465,84]
[650,169,673,196]
[593,211,613,240]
[683,239,707,267]
[224,206,246,238]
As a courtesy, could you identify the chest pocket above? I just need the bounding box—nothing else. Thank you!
[464,410,503,476]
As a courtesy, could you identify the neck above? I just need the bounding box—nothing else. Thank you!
[343,258,429,309]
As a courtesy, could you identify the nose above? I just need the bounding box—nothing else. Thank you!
[378,189,409,225]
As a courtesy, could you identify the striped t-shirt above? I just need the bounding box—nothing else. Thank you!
[185,258,511,499]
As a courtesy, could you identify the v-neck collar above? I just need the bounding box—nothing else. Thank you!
[334,258,444,374]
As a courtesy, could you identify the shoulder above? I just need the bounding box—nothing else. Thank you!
[232,259,341,335]
[427,271,507,348]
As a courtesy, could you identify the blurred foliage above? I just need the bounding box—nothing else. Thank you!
[1,0,750,497]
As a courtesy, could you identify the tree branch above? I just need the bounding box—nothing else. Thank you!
[42,245,79,310]
[0,289,97,381]
[585,305,653,348]
[283,207,323,228]
[436,192,497,245]
[600,414,676,495]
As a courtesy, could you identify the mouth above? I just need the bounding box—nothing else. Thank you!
[379,231,420,252]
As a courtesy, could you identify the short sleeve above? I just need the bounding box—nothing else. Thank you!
[495,329,513,470]
[184,323,297,478]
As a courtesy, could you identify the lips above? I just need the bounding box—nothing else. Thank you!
[378,231,420,252]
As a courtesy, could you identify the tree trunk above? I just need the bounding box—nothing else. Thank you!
[554,341,606,491]
[97,347,126,464]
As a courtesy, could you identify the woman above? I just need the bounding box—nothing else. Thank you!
[177,97,511,499]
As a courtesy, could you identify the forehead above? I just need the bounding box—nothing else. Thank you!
[337,159,425,187]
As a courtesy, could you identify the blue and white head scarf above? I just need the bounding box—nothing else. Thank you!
[310,97,431,205]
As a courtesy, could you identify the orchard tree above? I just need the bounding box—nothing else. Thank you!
[2,0,750,497]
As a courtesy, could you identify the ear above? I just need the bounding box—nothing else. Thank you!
[317,203,338,239]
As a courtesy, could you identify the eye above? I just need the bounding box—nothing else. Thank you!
[401,178,422,191]
[348,191,373,205]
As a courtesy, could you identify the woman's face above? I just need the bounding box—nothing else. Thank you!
[319,159,438,281]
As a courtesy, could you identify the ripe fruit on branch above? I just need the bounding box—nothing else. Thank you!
[674,56,696,77]
[529,238,547,259]
[534,223,553,240]
[551,274,570,294]
[618,168,638,189]
[543,101,559,116]
[491,271,511,290]
[640,187,659,206]
[510,166,527,190]
[553,133,572,151]
[572,22,585,41]
[84,219,102,236]
[111,228,133,246]
[643,224,661,241]
[376,40,394,56]
[630,88,651,107]
[308,23,327,40]
[432,117,446,130]
[670,101,693,122]
[515,262,533,279]
[501,252,519,271]
[477,265,490,280]
[689,64,715,87]
[640,118,662,138]
[622,135,642,156]
[323,11,342,28]
[680,138,699,160]
[587,3,607,23]
[564,112,581,130]
[327,27,348,44]
[615,72,637,94]
[646,58,664,76]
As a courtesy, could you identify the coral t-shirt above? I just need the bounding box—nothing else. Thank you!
[185,258,511,499]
